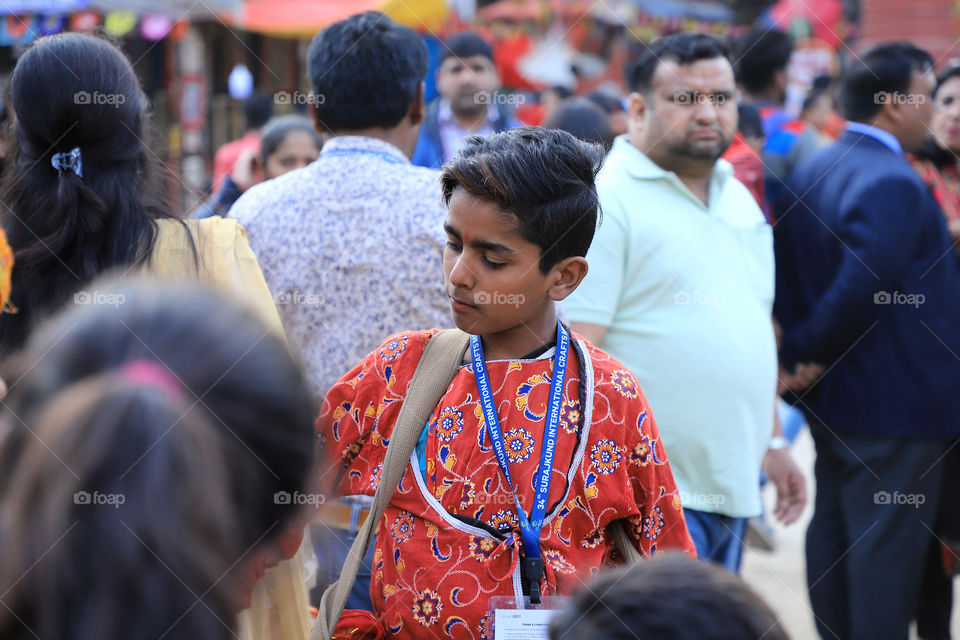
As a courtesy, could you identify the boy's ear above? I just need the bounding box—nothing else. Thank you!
[548,256,589,301]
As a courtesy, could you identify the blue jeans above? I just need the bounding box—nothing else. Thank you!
[312,504,376,611]
[683,507,748,572]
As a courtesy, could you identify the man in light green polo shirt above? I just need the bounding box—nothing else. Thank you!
[566,33,806,571]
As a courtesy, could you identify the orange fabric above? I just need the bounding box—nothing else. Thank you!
[724,133,765,209]
[234,0,447,36]
[319,330,695,639]
[0,227,13,313]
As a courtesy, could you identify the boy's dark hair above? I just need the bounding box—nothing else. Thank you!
[734,29,794,96]
[259,114,323,165]
[738,103,765,140]
[0,33,177,354]
[548,553,790,640]
[440,126,603,274]
[544,98,615,151]
[307,11,427,133]
[440,31,494,64]
[626,33,732,94]
[0,277,316,640]
[839,42,934,123]
[243,91,274,130]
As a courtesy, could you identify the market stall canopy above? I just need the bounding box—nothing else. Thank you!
[626,0,734,22]
[229,0,448,36]
[89,0,240,15]
[0,0,240,15]
[767,0,845,49]
[0,0,86,12]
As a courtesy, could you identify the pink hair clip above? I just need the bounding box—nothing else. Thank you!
[120,360,185,403]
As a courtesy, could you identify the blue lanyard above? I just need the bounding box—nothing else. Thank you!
[320,148,404,164]
[470,321,569,602]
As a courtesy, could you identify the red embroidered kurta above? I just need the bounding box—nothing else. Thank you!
[318,330,694,639]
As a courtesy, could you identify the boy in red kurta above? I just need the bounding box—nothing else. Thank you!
[318,128,694,640]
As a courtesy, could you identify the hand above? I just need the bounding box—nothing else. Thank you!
[763,448,807,525]
[777,362,825,395]
[230,148,259,192]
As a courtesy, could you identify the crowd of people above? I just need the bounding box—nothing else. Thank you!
[0,9,956,640]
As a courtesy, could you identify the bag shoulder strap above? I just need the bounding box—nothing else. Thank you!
[610,519,642,565]
[311,330,642,639]
[312,329,470,640]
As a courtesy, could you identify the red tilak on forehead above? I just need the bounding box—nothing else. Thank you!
[463,231,471,244]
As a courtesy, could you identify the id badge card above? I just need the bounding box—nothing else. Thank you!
[488,595,570,640]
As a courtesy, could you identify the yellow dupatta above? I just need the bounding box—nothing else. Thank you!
[148,216,315,640]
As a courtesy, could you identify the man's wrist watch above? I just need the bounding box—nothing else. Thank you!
[768,436,790,451]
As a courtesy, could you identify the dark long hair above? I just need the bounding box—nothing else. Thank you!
[0,33,176,352]
[915,65,960,168]
[0,276,317,640]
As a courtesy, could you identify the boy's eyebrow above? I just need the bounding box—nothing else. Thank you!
[443,222,461,239]
[443,223,515,255]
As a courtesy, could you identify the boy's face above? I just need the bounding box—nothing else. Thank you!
[443,190,566,338]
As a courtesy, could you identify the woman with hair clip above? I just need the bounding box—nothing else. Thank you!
[0,33,315,639]
[0,277,317,640]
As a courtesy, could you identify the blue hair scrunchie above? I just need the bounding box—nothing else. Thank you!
[51,147,83,179]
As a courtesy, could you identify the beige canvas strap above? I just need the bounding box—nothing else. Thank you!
[311,329,470,640]
[310,330,642,639]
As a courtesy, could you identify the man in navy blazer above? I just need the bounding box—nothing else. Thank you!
[774,43,960,640]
